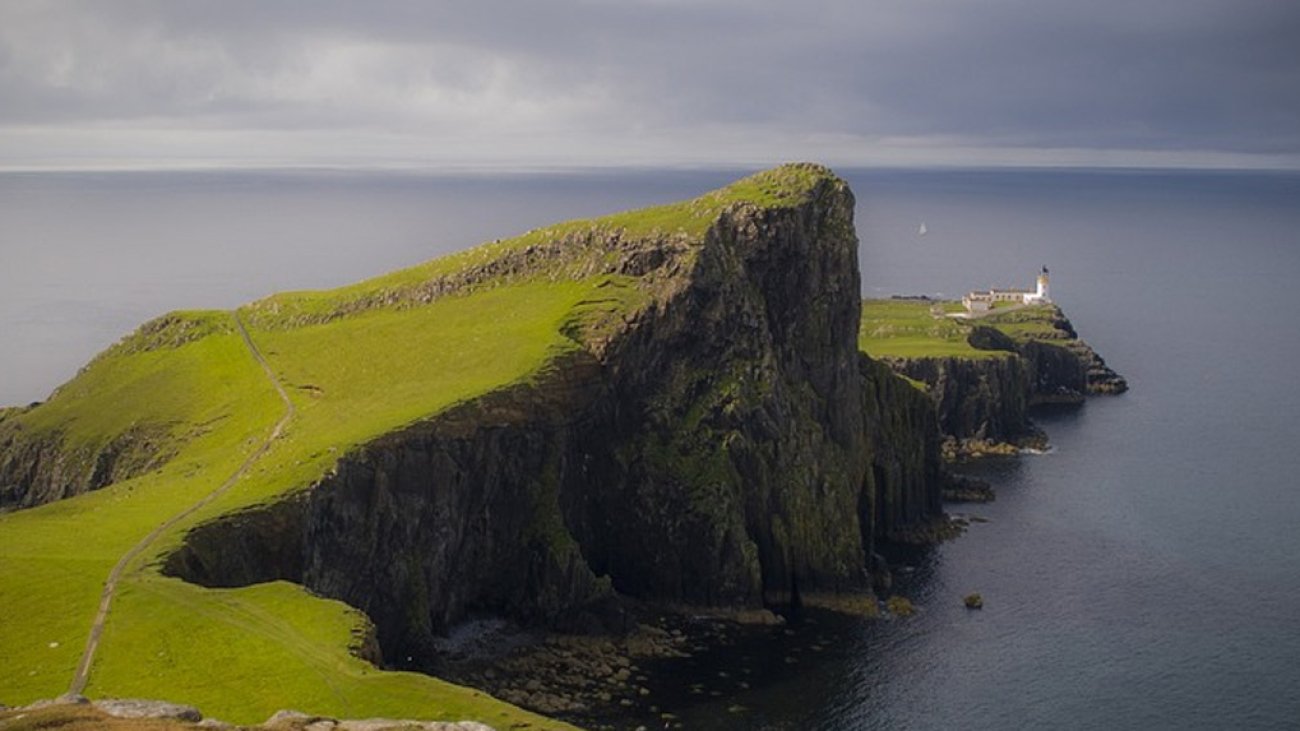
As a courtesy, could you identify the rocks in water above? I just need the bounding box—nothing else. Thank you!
[886,515,967,545]
[93,698,202,722]
[885,595,916,617]
[800,591,882,618]
[964,593,984,609]
[942,473,996,503]
[716,608,785,626]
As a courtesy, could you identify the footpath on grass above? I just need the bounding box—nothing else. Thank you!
[67,312,294,698]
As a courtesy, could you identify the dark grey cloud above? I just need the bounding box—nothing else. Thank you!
[1,0,1297,168]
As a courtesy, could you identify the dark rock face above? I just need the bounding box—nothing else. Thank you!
[1070,340,1128,394]
[859,356,944,538]
[0,417,172,510]
[882,354,1034,443]
[966,325,1017,353]
[162,492,310,587]
[876,304,1125,449]
[1019,340,1088,406]
[163,168,946,669]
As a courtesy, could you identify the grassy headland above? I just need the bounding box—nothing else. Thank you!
[0,165,841,725]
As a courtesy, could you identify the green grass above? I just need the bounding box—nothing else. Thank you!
[17,314,264,459]
[85,280,613,725]
[94,578,560,728]
[977,304,1065,341]
[0,282,605,726]
[0,325,281,704]
[858,299,1006,359]
[857,299,1069,367]
[0,164,840,724]
[241,164,834,330]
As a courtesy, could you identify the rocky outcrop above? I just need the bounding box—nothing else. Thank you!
[1018,339,1088,405]
[876,304,1125,453]
[1068,340,1128,394]
[163,165,946,669]
[93,698,203,722]
[883,353,1035,446]
[991,305,1127,395]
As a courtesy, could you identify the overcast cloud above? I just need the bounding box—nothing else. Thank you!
[2,0,1298,169]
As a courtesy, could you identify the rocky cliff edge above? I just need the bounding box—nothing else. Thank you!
[160,164,944,669]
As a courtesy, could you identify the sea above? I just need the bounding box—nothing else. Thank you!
[2,166,1299,729]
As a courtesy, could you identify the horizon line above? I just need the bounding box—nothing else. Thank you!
[4,158,1300,176]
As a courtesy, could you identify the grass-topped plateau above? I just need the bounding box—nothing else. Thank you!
[857,298,1062,360]
[0,165,841,726]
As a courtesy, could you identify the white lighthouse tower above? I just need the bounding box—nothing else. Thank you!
[1026,266,1050,303]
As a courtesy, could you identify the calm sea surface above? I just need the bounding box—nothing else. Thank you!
[3,167,1299,729]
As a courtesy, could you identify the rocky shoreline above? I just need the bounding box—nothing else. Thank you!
[431,599,913,730]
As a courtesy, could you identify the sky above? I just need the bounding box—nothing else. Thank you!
[2,0,1299,171]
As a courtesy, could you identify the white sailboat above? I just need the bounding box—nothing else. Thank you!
[918,221,928,236]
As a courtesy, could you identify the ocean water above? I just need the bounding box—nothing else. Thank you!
[2,167,1299,729]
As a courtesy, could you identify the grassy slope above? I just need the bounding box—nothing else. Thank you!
[1,165,835,725]
[0,328,280,705]
[0,286,603,727]
[858,299,1001,359]
[86,281,613,725]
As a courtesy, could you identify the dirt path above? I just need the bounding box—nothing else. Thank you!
[945,302,1031,320]
[67,313,294,697]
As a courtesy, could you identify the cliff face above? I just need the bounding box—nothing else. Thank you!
[873,304,1125,450]
[1008,307,1128,395]
[0,418,172,510]
[859,356,943,536]
[881,354,1034,444]
[0,312,237,511]
[163,166,946,668]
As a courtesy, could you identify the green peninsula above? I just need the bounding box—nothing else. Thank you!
[859,297,1127,457]
[0,164,947,726]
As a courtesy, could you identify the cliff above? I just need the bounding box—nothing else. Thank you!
[0,312,239,511]
[860,300,1125,454]
[84,164,942,671]
[0,403,175,510]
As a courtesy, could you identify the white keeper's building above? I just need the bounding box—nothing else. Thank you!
[962,267,1051,313]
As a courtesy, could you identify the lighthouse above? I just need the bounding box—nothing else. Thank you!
[1034,266,1050,302]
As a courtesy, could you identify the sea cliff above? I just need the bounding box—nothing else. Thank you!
[0,164,947,718]
[162,166,946,667]
[860,299,1126,457]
